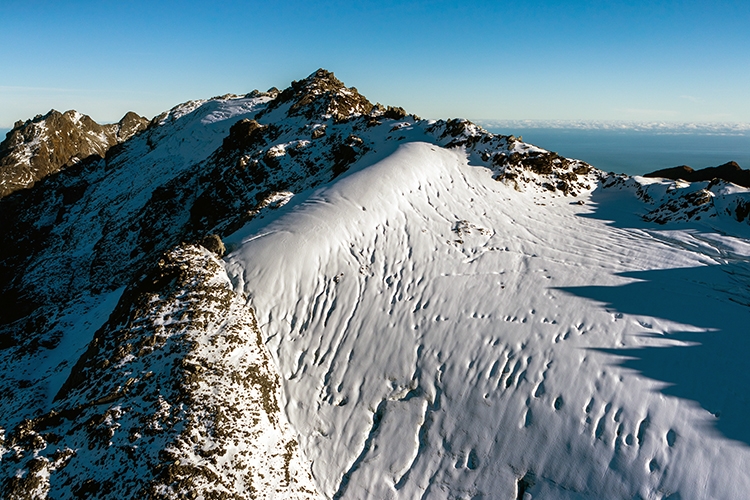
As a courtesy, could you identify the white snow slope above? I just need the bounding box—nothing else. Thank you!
[225,142,750,499]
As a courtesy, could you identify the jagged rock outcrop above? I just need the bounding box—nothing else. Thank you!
[429,118,597,195]
[258,69,374,123]
[0,244,320,499]
[0,110,149,197]
[601,171,750,225]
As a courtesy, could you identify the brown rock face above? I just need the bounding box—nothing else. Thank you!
[0,109,149,197]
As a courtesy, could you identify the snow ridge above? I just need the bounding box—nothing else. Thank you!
[225,142,750,499]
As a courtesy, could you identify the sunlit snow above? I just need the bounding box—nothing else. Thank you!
[226,142,750,499]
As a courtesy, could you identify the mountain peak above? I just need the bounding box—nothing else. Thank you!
[4,70,750,500]
[260,68,374,122]
[292,68,349,97]
[304,67,339,85]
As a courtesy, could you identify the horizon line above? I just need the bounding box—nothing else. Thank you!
[475,119,750,133]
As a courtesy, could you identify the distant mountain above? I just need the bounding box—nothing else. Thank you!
[0,109,148,197]
[2,69,750,499]
[645,161,750,187]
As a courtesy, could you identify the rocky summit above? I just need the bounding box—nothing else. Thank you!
[2,69,750,499]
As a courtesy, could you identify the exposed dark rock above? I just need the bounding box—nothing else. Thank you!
[258,69,374,123]
[1,245,320,498]
[643,188,714,224]
[516,471,536,500]
[247,87,280,99]
[573,164,591,175]
[440,118,471,140]
[735,199,750,222]
[199,234,226,256]
[524,152,560,175]
[383,106,408,120]
[645,161,750,187]
[311,125,327,139]
[332,134,367,178]
[221,118,265,152]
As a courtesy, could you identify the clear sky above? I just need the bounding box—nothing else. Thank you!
[1,0,749,128]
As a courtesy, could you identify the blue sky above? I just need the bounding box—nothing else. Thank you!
[1,0,749,128]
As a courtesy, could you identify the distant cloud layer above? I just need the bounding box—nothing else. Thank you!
[477,120,750,135]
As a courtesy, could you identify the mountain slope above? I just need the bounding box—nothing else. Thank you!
[2,69,750,499]
[2,244,319,499]
[0,70,586,433]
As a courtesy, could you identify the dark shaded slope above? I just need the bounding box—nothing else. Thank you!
[645,161,750,187]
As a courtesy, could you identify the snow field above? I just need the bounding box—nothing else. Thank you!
[226,143,750,499]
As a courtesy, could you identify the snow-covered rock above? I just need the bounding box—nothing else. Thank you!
[2,244,319,499]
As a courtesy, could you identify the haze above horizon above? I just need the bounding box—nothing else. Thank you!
[2,0,749,128]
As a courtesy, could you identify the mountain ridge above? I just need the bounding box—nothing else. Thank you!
[2,69,750,499]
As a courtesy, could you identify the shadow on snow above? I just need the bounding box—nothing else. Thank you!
[561,184,750,446]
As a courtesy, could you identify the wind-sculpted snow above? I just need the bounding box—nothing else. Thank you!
[226,143,750,499]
